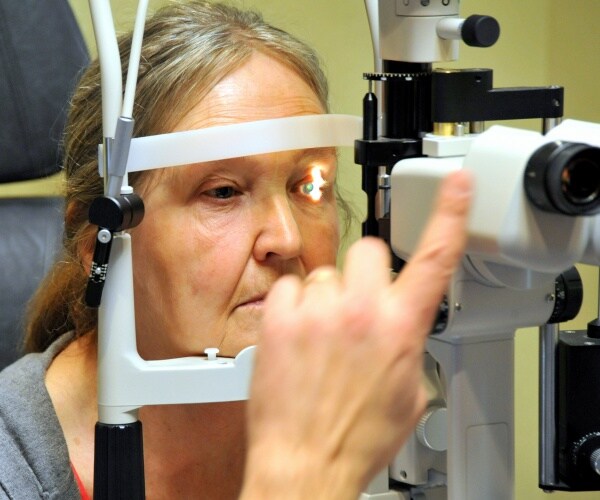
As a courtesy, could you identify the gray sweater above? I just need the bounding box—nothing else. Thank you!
[0,334,80,499]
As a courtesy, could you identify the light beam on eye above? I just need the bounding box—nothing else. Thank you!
[302,166,327,202]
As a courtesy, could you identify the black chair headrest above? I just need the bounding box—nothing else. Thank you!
[0,0,89,183]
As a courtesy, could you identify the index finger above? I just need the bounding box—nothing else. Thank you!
[392,169,473,320]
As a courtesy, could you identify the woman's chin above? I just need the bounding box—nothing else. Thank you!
[218,317,262,358]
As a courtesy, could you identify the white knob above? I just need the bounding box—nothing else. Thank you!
[416,406,447,452]
[204,348,219,361]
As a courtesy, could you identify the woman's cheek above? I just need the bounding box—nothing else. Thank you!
[188,200,255,240]
[300,205,340,267]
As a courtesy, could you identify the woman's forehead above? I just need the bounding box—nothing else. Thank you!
[171,52,325,133]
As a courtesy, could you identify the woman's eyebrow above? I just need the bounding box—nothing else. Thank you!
[173,148,339,186]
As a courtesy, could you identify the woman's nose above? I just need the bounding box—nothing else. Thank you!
[253,195,303,262]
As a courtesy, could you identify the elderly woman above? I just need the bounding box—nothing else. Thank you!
[0,1,471,499]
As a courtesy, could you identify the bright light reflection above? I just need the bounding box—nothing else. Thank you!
[302,166,327,202]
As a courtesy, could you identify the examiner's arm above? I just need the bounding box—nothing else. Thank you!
[241,170,473,499]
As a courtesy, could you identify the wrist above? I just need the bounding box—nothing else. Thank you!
[240,442,365,500]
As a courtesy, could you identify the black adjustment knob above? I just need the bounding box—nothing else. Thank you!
[570,432,600,486]
[89,194,145,232]
[462,15,500,47]
[548,267,583,324]
[85,193,145,308]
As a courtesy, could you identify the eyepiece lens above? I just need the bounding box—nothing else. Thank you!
[561,155,600,205]
[525,142,600,216]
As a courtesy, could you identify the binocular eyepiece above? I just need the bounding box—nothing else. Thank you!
[525,141,600,216]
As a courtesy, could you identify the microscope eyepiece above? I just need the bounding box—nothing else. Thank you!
[524,141,600,216]
[561,152,600,205]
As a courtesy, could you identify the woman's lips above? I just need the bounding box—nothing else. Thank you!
[239,299,264,308]
[236,295,266,309]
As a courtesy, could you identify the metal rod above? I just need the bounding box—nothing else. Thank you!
[539,323,559,489]
[543,117,562,135]
[102,137,112,195]
[469,121,485,134]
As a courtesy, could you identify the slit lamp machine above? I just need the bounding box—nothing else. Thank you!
[86,1,600,498]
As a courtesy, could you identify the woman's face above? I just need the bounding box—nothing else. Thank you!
[132,52,340,359]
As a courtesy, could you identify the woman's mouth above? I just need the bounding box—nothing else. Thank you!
[236,294,266,309]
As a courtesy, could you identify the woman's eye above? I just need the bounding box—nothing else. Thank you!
[206,186,238,199]
[298,167,329,202]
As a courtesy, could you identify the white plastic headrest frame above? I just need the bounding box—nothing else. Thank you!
[98,113,362,175]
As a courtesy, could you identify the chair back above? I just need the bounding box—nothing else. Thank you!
[0,0,89,368]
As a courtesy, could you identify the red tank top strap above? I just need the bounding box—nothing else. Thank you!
[70,461,91,500]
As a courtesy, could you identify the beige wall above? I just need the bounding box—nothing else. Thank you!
[9,1,600,497]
